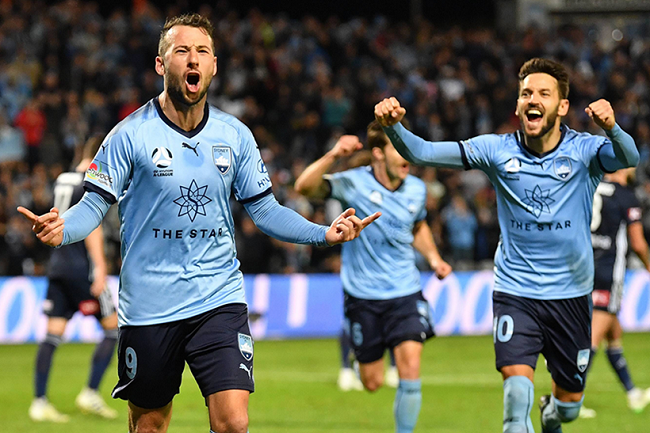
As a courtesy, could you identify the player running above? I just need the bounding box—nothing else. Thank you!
[18,13,378,433]
[374,58,638,432]
[295,121,451,433]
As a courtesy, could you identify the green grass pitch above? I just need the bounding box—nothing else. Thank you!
[1,334,649,432]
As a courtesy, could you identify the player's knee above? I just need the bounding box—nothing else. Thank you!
[362,376,384,392]
[211,413,248,433]
[555,399,582,423]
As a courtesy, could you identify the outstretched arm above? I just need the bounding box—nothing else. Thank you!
[587,99,639,170]
[295,135,363,200]
[244,193,380,246]
[374,97,466,169]
[17,191,111,247]
[412,220,452,279]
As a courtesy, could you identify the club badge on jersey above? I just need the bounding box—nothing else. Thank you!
[213,146,232,174]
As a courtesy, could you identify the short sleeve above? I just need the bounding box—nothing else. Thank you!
[458,134,501,172]
[233,125,273,203]
[83,127,134,204]
[323,170,355,205]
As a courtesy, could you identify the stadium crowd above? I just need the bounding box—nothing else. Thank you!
[2,0,650,276]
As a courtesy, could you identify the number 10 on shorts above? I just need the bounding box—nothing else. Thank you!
[493,315,514,343]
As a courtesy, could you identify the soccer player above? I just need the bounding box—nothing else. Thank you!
[18,13,378,433]
[28,135,119,423]
[294,121,452,433]
[588,167,650,413]
[374,58,639,433]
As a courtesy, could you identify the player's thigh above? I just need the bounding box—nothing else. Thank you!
[128,401,173,433]
[43,279,76,321]
[541,294,592,394]
[206,389,249,433]
[113,321,186,409]
[591,309,615,348]
[185,303,255,399]
[383,291,435,350]
[492,291,544,372]
[343,293,384,363]
[393,340,423,380]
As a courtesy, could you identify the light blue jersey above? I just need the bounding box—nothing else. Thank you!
[326,166,427,300]
[85,98,273,326]
[460,126,604,299]
[385,122,639,300]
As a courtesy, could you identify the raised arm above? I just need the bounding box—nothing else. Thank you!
[412,220,452,279]
[587,99,639,170]
[374,97,466,169]
[294,135,363,200]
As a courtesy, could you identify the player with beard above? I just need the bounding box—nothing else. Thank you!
[374,58,639,432]
[17,13,379,433]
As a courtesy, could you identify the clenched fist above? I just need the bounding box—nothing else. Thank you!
[585,99,616,131]
[374,97,406,127]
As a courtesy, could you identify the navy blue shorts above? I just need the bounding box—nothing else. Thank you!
[44,278,115,321]
[492,291,592,393]
[112,303,254,409]
[343,291,435,364]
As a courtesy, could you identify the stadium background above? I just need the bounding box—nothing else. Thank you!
[1,0,650,431]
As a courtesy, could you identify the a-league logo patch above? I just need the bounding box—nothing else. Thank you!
[213,146,232,175]
[577,348,590,372]
[238,333,254,361]
[554,157,572,180]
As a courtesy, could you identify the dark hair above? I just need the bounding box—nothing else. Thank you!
[158,13,215,57]
[367,118,411,149]
[518,58,569,99]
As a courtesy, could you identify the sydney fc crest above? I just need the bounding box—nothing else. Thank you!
[554,157,572,180]
[213,146,232,175]
[238,333,254,361]
[577,348,590,372]
[505,157,521,173]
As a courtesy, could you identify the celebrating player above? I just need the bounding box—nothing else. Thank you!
[29,136,118,422]
[374,58,639,432]
[295,121,451,433]
[18,13,378,433]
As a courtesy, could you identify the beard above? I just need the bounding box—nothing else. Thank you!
[165,70,210,108]
[520,104,560,139]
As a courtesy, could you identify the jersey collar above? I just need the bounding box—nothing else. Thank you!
[516,124,567,159]
[154,96,209,139]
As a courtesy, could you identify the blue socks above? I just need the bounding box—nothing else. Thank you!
[541,395,582,432]
[502,376,534,433]
[88,330,118,390]
[606,347,635,391]
[394,379,422,433]
[35,333,62,398]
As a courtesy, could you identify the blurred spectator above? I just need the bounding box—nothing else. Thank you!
[442,193,478,269]
[3,2,650,275]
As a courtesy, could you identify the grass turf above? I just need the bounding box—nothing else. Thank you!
[1,334,649,432]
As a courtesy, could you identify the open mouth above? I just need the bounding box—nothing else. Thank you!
[526,108,543,122]
[186,72,200,93]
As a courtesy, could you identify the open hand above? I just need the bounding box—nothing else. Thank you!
[17,206,64,247]
[374,97,406,127]
[585,99,615,131]
[326,208,381,245]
